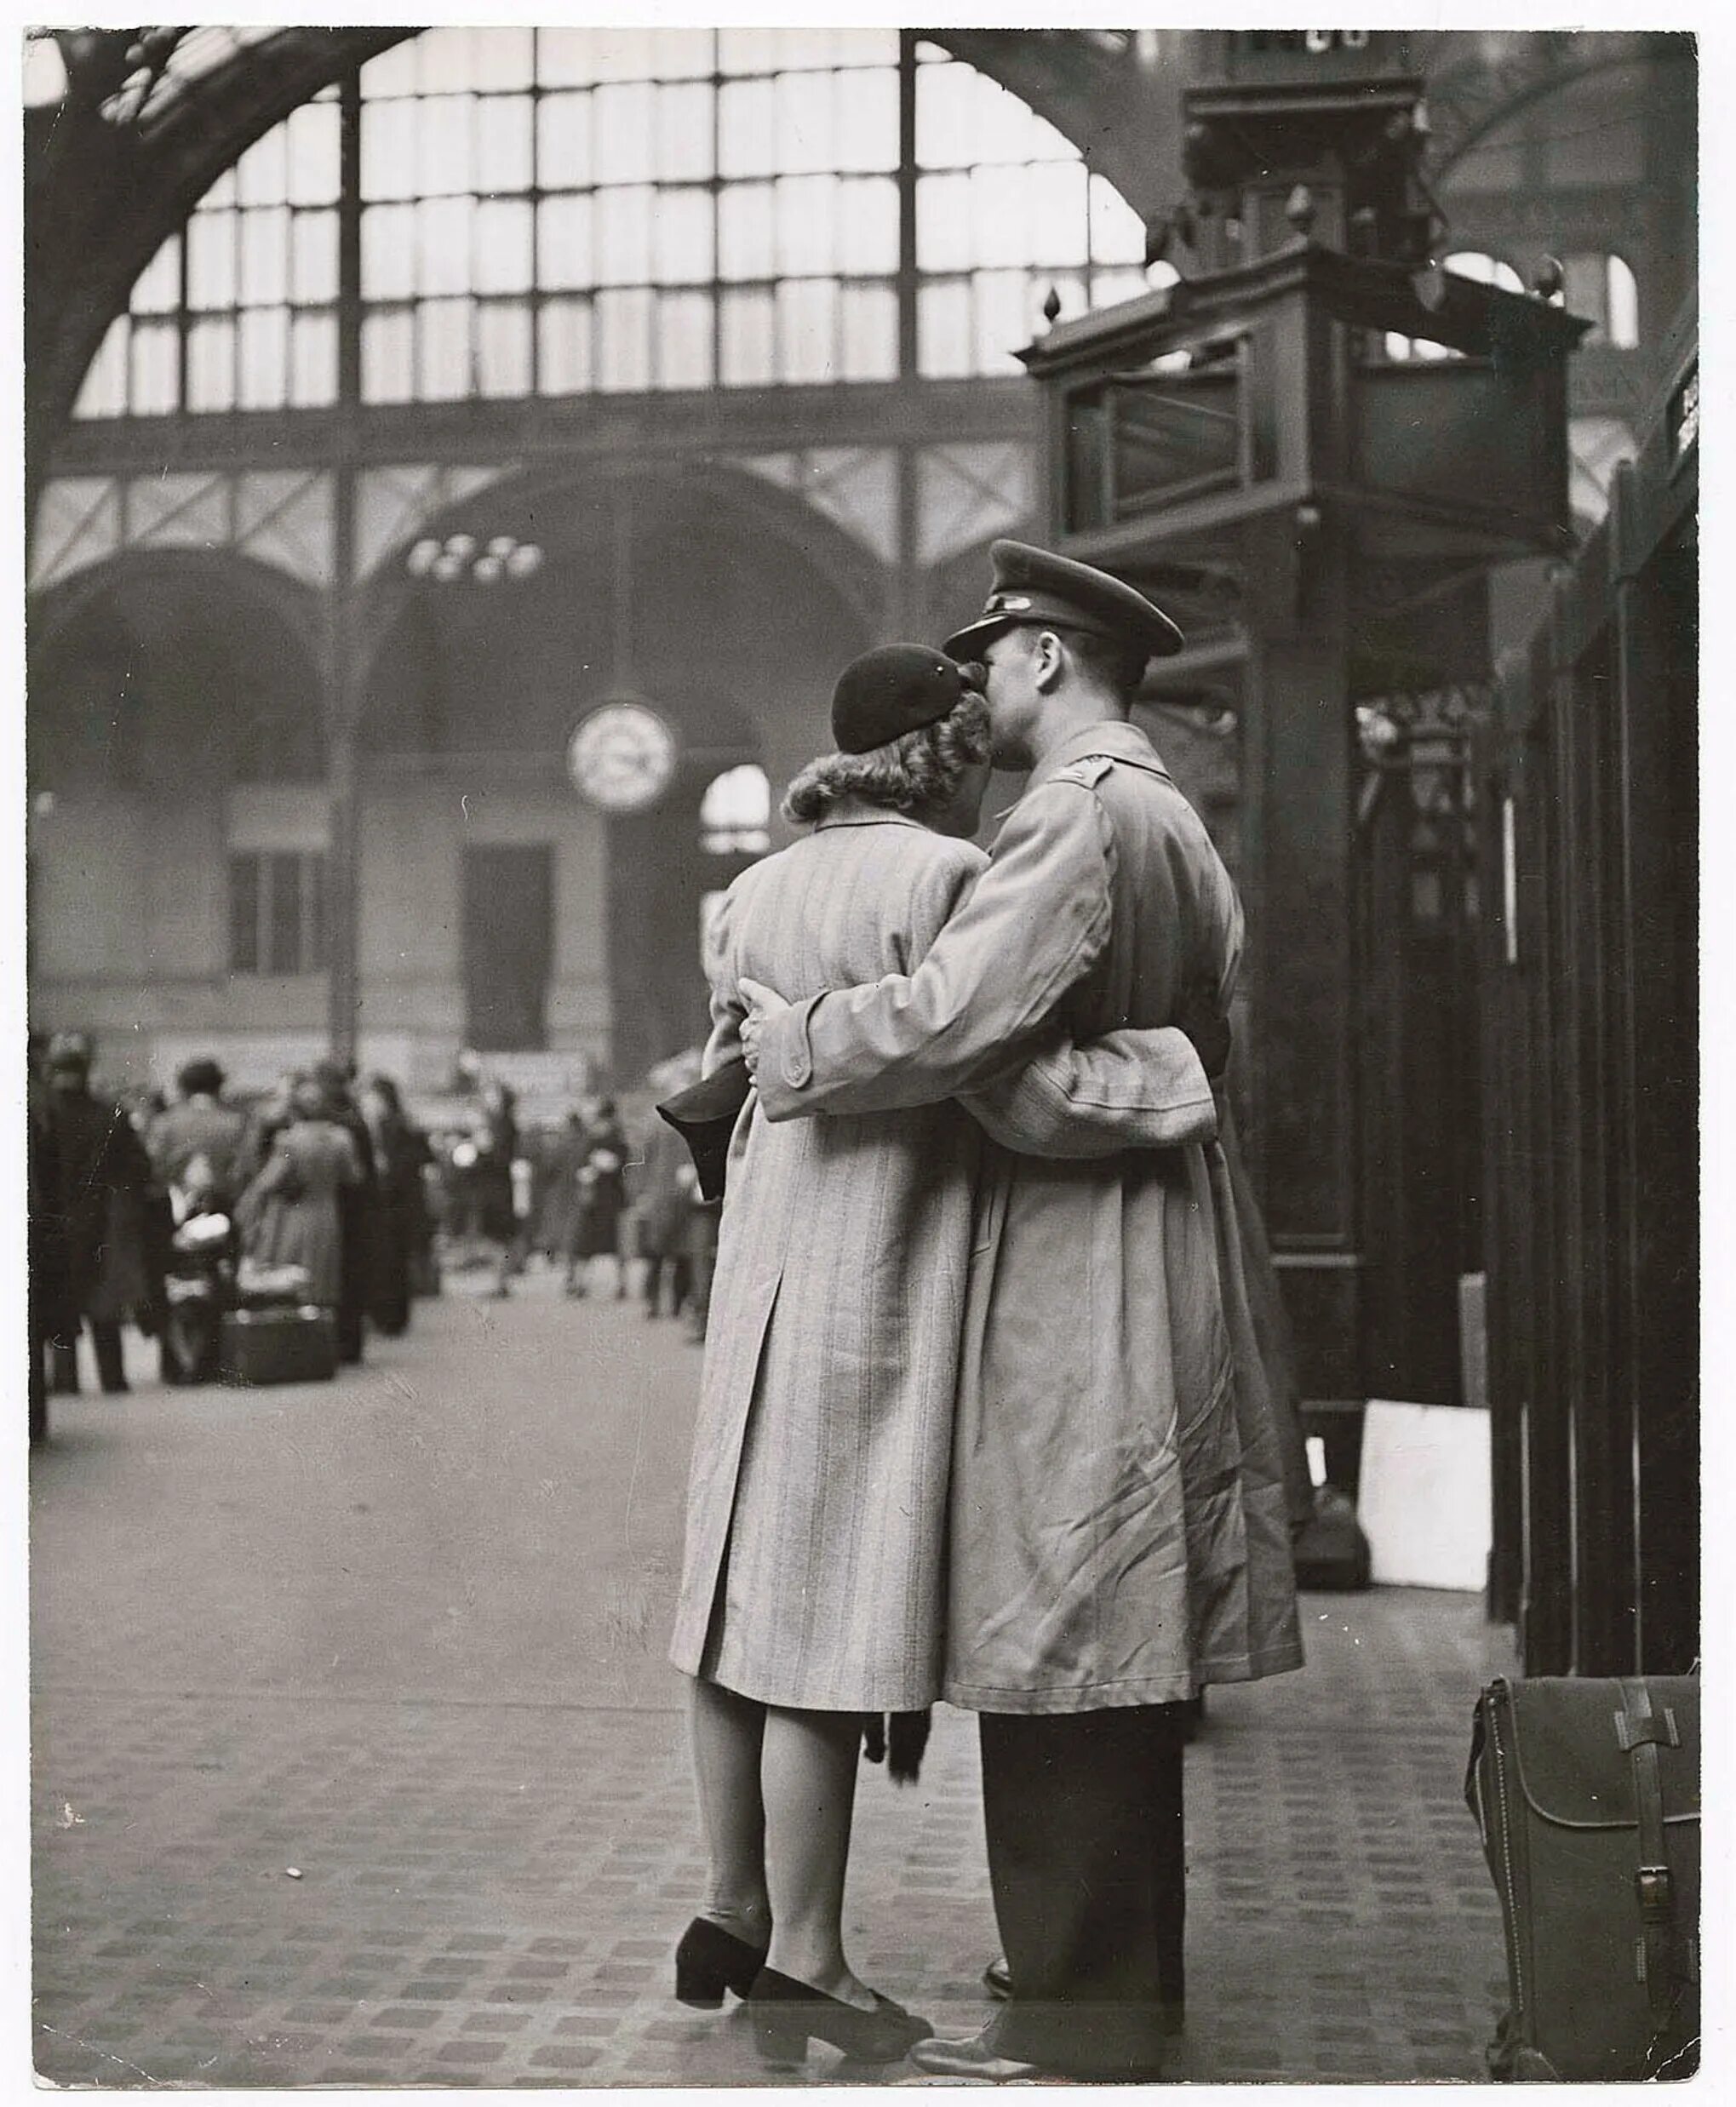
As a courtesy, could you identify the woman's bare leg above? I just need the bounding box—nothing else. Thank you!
[761,1706,874,2007]
[687,1678,771,1938]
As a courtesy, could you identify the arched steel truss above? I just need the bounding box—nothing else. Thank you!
[30,25,1682,507]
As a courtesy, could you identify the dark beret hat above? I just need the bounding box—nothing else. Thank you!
[830,644,977,757]
[943,538,1185,666]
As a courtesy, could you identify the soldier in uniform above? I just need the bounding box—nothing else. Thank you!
[149,1059,252,1205]
[742,542,1303,2082]
[41,1033,154,1396]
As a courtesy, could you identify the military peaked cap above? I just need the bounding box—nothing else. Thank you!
[943,539,1185,666]
[830,644,977,756]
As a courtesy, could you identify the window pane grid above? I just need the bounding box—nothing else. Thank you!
[266,850,301,973]
[140,184,342,411]
[73,316,132,417]
[86,28,1165,412]
[229,850,327,976]
[914,56,1173,377]
[362,30,931,392]
[229,855,260,973]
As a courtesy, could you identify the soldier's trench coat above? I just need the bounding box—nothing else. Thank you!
[756,722,1305,1714]
[668,799,1220,1714]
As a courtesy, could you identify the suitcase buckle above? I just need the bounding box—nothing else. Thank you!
[1614,1705,1680,1751]
[1636,1865,1673,1923]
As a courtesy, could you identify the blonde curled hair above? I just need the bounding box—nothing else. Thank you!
[782,691,993,827]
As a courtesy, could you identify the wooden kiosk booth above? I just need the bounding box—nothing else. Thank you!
[1020,33,1586,1465]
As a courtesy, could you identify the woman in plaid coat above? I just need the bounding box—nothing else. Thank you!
[667,650,1220,2065]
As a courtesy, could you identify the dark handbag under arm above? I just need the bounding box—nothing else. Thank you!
[656,1059,751,1205]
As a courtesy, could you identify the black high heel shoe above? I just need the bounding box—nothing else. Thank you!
[673,1917,770,2008]
[747,1965,932,2067]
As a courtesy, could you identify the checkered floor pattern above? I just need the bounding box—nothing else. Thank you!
[32,1284,1518,2086]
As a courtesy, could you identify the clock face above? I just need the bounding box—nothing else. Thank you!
[567,701,679,813]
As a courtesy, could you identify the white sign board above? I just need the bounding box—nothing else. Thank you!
[1358,1400,1492,1593]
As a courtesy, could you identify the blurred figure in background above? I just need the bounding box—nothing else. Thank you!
[640,1049,705,1322]
[235,1073,362,1316]
[411,1136,444,1297]
[312,1058,378,1364]
[149,1062,249,1389]
[149,1059,250,1209]
[684,1175,719,1345]
[361,1074,432,1337]
[28,1032,66,1436]
[475,1080,520,1298]
[42,1033,154,1396]
[563,1096,629,1299]
[121,1083,173,1372]
[508,1142,539,1275]
[123,1083,168,1136]
[240,1068,302,1192]
[434,1127,477,1260]
[539,1121,582,1267]
[541,1108,587,1273]
[636,1101,696,1321]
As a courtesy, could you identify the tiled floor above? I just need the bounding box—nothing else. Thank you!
[32,1273,1519,2087]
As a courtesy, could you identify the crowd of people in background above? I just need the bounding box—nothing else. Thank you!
[434,1066,715,1327]
[26,1032,719,1431]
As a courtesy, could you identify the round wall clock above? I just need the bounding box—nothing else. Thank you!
[566,699,679,813]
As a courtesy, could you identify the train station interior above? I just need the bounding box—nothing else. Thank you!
[25,26,1700,2087]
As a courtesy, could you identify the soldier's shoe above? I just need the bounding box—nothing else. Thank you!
[911,2026,1164,2083]
[982,1959,1183,2035]
[908,2030,1049,2081]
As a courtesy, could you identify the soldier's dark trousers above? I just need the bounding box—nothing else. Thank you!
[335,1300,364,1365]
[977,1702,1187,2080]
[336,1198,368,1363]
[51,1320,127,1394]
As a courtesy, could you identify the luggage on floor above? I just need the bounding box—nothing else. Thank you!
[220,1306,338,1386]
[1291,1483,1371,1590]
[234,1258,315,1308]
[1466,1675,1699,2081]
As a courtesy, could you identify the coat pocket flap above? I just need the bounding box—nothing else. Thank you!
[1500,1676,1699,1830]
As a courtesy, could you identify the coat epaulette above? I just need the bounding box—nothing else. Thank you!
[1050,755,1115,792]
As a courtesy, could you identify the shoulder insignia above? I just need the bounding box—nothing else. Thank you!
[1050,755,1115,791]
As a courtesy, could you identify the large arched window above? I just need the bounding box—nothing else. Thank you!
[75,89,343,416]
[1561,254,1640,350]
[700,764,772,855]
[1441,249,1525,295]
[1568,415,1638,525]
[1382,249,1524,364]
[75,30,1167,418]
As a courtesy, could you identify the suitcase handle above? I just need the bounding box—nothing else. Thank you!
[1618,1679,1687,2048]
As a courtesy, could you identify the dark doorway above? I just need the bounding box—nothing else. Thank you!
[463,845,553,1051]
[604,785,712,1085]
[1354,759,1482,1408]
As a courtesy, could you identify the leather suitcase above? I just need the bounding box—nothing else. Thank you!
[220,1306,338,1386]
[1465,1675,1699,2080]
[1291,1484,1372,1590]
